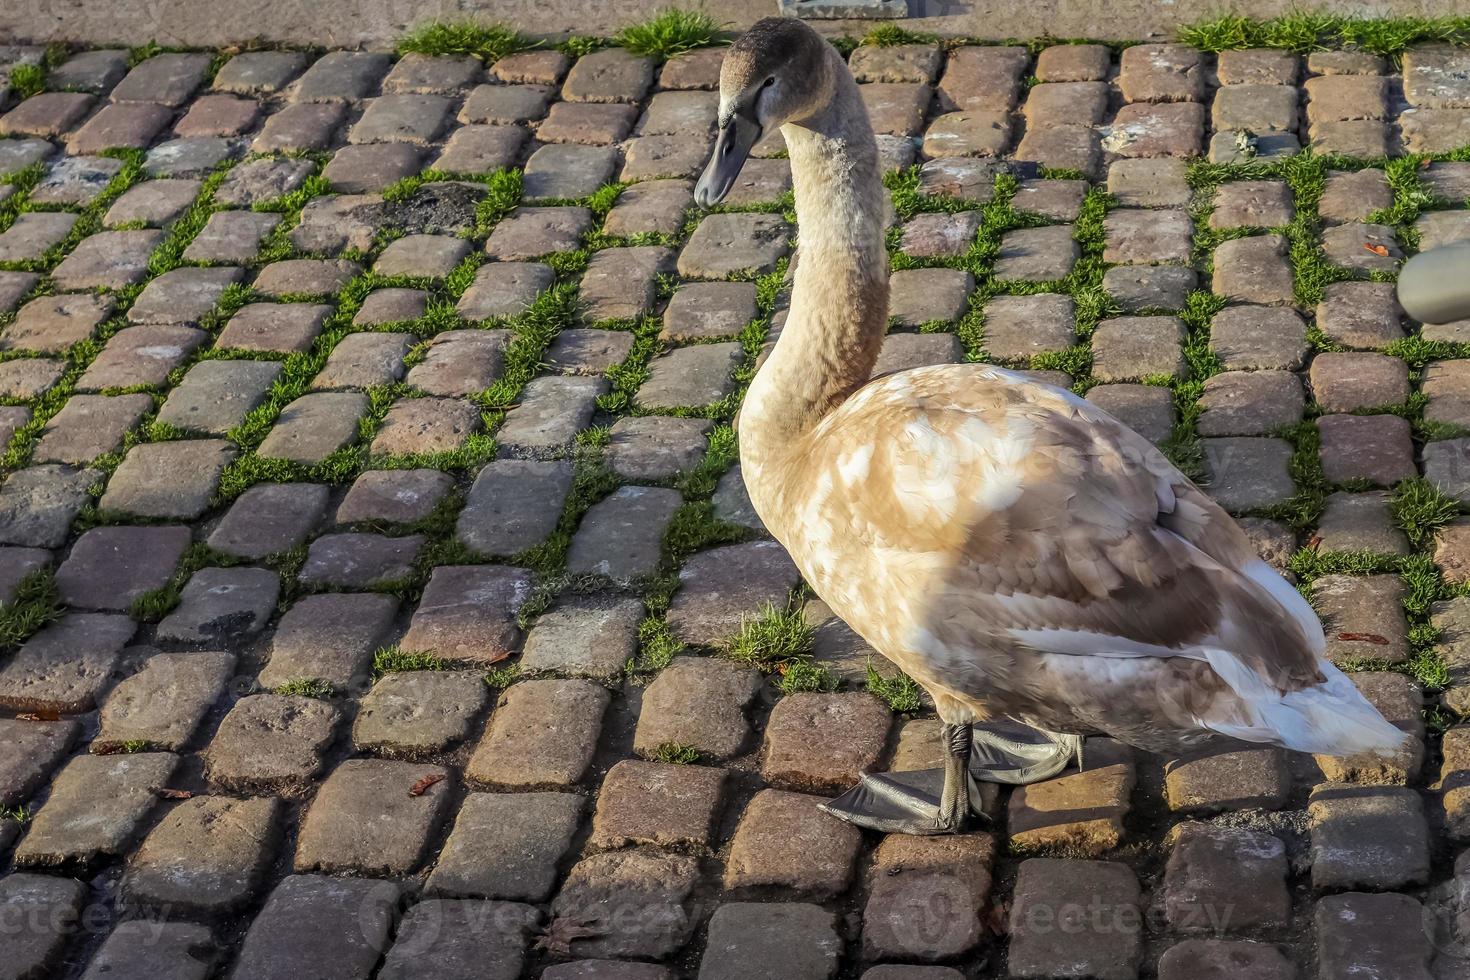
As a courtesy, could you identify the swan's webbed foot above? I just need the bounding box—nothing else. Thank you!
[821,721,1084,835]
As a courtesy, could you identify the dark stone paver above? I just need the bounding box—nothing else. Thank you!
[399,564,531,665]
[259,592,398,692]
[0,464,101,548]
[699,903,841,980]
[427,790,583,901]
[634,657,763,761]
[0,717,79,808]
[94,650,235,753]
[14,751,177,867]
[298,531,423,589]
[229,875,398,980]
[0,874,86,979]
[725,788,863,897]
[78,921,218,980]
[208,481,329,559]
[157,359,282,435]
[55,524,189,611]
[590,759,726,849]
[99,439,235,519]
[353,670,487,756]
[0,612,135,714]
[377,899,537,980]
[550,849,698,959]
[521,596,642,682]
[337,467,452,524]
[123,794,280,914]
[1008,859,1142,980]
[295,758,453,876]
[468,678,609,788]
[456,458,573,557]
[156,566,280,644]
[204,693,339,796]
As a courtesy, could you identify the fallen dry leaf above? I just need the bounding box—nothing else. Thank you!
[1337,632,1390,645]
[1364,243,1390,257]
[984,901,1011,936]
[535,915,606,957]
[155,788,194,800]
[408,773,445,797]
[1305,534,1323,551]
[1420,157,1433,169]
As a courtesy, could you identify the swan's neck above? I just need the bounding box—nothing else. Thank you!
[739,67,889,468]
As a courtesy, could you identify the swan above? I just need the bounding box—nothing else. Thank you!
[694,18,1406,835]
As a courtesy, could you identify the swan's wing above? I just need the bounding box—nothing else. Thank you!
[812,365,1325,694]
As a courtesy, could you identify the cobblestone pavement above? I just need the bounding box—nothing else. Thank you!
[2,27,1470,980]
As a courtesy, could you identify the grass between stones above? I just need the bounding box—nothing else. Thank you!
[0,569,61,648]
[1178,13,1470,57]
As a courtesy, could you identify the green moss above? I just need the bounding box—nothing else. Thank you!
[372,645,450,678]
[1391,478,1463,549]
[865,662,925,714]
[396,21,538,62]
[653,741,700,764]
[861,24,939,47]
[1178,13,1470,56]
[274,678,336,699]
[615,9,727,59]
[7,64,46,100]
[723,602,813,667]
[0,570,61,648]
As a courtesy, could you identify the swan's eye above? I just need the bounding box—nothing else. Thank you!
[761,76,775,89]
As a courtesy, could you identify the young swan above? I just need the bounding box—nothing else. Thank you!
[700,18,1405,836]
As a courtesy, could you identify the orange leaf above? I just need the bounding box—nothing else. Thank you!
[1364,243,1390,257]
[1420,157,1433,169]
[155,787,194,799]
[408,773,445,797]
[1337,632,1389,645]
[1305,534,1323,551]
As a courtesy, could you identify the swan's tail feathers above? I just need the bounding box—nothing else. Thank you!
[1200,650,1409,757]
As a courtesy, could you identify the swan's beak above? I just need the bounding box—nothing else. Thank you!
[696,114,762,208]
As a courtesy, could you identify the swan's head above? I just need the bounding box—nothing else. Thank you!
[695,17,834,207]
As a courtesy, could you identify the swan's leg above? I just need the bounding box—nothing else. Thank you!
[820,722,1085,835]
[934,722,972,833]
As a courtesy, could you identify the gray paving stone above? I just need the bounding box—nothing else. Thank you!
[14,751,177,867]
[207,482,329,559]
[1323,222,1402,273]
[260,592,398,693]
[0,92,94,138]
[337,468,452,525]
[0,545,49,608]
[1201,437,1295,511]
[99,439,234,519]
[637,343,742,409]
[253,257,361,297]
[0,405,26,452]
[291,51,390,102]
[400,564,531,665]
[353,670,488,757]
[566,484,682,583]
[995,225,1079,281]
[378,899,537,980]
[762,691,890,794]
[0,464,100,548]
[873,333,963,374]
[1320,168,1393,225]
[145,137,241,177]
[78,324,206,392]
[79,921,218,980]
[0,873,86,980]
[1106,158,1192,208]
[678,213,791,278]
[888,267,975,327]
[456,458,574,557]
[1316,281,1404,349]
[1160,822,1289,932]
[0,210,76,262]
[485,205,593,261]
[1425,439,1470,503]
[725,788,863,898]
[214,157,314,208]
[0,137,54,175]
[182,209,280,263]
[157,359,281,435]
[0,717,79,808]
[606,415,712,482]
[427,790,583,901]
[521,596,643,682]
[122,794,280,914]
[461,83,552,125]
[5,293,109,355]
[1105,102,1206,158]
[204,693,340,796]
[129,265,245,328]
[1315,893,1433,980]
[229,875,398,980]
[1086,383,1174,444]
[549,849,698,959]
[714,465,766,533]
[1212,234,1296,306]
[156,566,279,644]
[1156,940,1294,980]
[1314,573,1410,665]
[31,153,124,205]
[106,177,202,227]
[468,678,608,787]
[634,656,763,761]
[0,270,38,314]
[298,531,423,589]
[1309,351,1409,413]
[252,101,346,152]
[112,52,210,105]
[56,524,190,611]
[581,245,675,321]
[1308,784,1429,890]
[605,178,694,237]
[668,540,801,647]
[51,229,163,290]
[546,328,637,374]
[521,142,618,199]
[592,758,726,850]
[1008,858,1142,980]
[50,48,130,93]
[0,358,64,400]
[1102,265,1197,312]
[861,833,994,963]
[296,758,452,875]
[68,101,172,154]
[33,392,151,464]
[497,375,607,454]
[1196,370,1304,436]
[563,48,653,103]
[370,396,482,456]
[350,94,452,145]
[1092,315,1186,381]
[257,392,368,464]
[456,262,554,321]
[921,109,1011,157]
[0,610,134,713]
[406,329,511,396]
[1318,491,1410,555]
[95,649,234,754]
[699,903,840,980]
[546,964,676,980]
[323,142,423,193]
[1318,413,1416,487]
[540,100,638,144]
[1163,745,1290,814]
[214,50,309,94]
[1211,180,1294,230]
[1013,178,1088,222]
[354,289,425,327]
